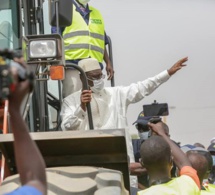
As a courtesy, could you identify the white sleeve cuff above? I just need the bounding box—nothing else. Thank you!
[75,105,87,119]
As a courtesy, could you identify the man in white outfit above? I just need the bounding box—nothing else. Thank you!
[60,57,187,188]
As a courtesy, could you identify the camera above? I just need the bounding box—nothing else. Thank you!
[141,101,169,138]
[0,50,30,103]
[136,100,169,129]
[143,100,169,117]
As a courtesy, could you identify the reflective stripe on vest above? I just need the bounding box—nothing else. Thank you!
[63,6,105,63]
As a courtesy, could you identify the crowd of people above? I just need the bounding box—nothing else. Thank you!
[4,73,215,194]
[1,0,215,194]
[131,112,215,194]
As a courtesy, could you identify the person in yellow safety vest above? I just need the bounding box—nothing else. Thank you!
[185,148,215,194]
[202,183,215,194]
[52,0,114,98]
[137,122,201,195]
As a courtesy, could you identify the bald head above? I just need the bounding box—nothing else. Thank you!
[186,151,209,182]
[140,135,171,168]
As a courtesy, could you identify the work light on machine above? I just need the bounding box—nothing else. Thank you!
[29,39,57,58]
[22,34,65,66]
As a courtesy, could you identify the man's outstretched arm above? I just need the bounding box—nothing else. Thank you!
[8,68,47,194]
[148,122,190,169]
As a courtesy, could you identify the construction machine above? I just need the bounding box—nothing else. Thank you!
[0,0,130,194]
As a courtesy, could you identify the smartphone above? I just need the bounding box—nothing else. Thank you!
[143,103,169,117]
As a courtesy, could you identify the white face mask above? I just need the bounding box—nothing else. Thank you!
[138,131,149,140]
[78,0,90,5]
[91,78,104,93]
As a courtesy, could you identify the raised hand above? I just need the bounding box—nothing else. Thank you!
[168,57,188,76]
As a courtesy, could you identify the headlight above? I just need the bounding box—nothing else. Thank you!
[29,40,57,58]
[22,34,65,66]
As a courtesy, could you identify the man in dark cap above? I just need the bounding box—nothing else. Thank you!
[131,111,170,189]
[132,112,168,162]
[131,112,158,189]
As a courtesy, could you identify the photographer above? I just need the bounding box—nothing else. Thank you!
[137,122,200,195]
[131,113,169,190]
[0,51,47,195]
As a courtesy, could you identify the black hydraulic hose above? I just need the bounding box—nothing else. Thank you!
[65,63,94,130]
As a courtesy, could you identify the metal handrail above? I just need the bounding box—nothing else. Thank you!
[65,63,94,130]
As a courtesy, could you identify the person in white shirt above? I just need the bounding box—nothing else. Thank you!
[60,57,187,188]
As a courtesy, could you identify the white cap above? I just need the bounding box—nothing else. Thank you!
[78,58,101,73]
